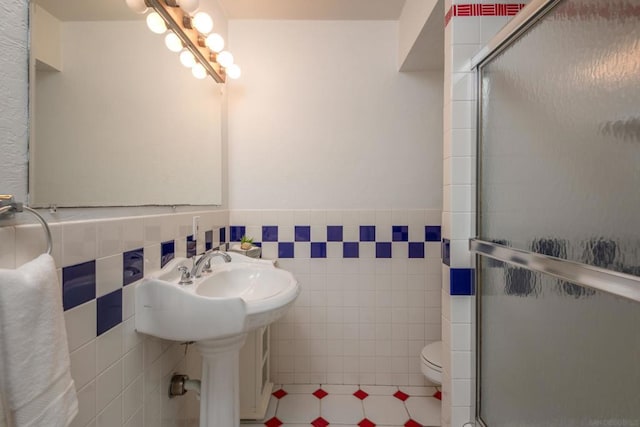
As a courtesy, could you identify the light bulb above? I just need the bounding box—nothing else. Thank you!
[226,64,241,79]
[146,12,167,34]
[205,33,224,53]
[192,12,213,34]
[216,50,233,68]
[179,0,199,14]
[192,63,207,79]
[125,0,148,14]
[179,50,196,68]
[164,32,183,52]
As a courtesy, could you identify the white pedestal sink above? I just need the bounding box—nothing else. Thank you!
[134,253,300,427]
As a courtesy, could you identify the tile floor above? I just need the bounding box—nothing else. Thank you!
[241,384,442,427]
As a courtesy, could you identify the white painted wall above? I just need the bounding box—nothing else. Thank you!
[227,20,443,210]
[0,0,29,201]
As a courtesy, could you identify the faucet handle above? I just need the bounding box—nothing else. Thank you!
[177,265,193,285]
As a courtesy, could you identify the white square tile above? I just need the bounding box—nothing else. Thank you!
[122,282,137,320]
[123,375,143,423]
[124,407,143,427]
[69,381,96,427]
[320,394,364,424]
[62,221,97,266]
[359,385,397,395]
[362,395,409,425]
[65,300,97,352]
[96,323,123,374]
[15,223,62,267]
[96,254,122,298]
[122,218,144,252]
[70,340,96,390]
[96,359,122,413]
[97,393,122,427]
[144,243,160,277]
[123,344,143,387]
[97,220,124,258]
[122,317,142,353]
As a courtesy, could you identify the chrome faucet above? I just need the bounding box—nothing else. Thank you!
[191,250,232,278]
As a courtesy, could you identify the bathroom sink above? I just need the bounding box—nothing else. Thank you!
[135,253,300,342]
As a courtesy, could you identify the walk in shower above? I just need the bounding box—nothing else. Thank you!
[471,0,640,425]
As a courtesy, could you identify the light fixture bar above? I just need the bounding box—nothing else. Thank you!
[145,0,225,83]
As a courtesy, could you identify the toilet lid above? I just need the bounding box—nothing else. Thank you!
[421,342,442,368]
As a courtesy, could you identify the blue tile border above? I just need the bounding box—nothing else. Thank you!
[343,242,359,258]
[219,227,227,243]
[327,226,343,242]
[392,225,409,242]
[425,226,441,242]
[62,260,96,311]
[450,268,475,295]
[311,242,327,258]
[161,240,175,268]
[262,226,278,242]
[123,248,144,286]
[408,242,425,258]
[376,242,392,258]
[186,235,196,258]
[230,226,245,242]
[97,288,122,336]
[278,242,294,258]
[295,226,311,242]
[359,225,376,242]
[205,230,213,251]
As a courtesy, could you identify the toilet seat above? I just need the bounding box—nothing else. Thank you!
[421,341,442,370]
[420,341,443,385]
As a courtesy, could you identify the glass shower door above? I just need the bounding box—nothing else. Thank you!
[473,0,640,425]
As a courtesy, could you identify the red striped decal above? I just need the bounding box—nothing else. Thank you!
[445,3,527,26]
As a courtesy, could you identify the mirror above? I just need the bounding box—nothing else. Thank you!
[29,0,223,207]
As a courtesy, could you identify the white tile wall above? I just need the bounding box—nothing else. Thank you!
[442,2,531,426]
[231,209,442,387]
[0,208,228,427]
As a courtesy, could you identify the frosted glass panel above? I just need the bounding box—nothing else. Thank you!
[480,0,640,276]
[478,0,640,425]
[479,258,640,426]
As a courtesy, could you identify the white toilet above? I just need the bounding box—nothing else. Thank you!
[420,341,442,385]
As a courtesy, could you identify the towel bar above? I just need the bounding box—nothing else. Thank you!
[0,195,53,255]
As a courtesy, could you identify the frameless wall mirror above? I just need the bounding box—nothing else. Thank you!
[29,0,223,207]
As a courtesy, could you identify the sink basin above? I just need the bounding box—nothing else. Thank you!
[135,253,300,342]
[135,252,299,427]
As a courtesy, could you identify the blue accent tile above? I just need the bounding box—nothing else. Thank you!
[442,239,451,266]
[327,226,343,242]
[230,226,245,242]
[311,242,327,258]
[62,261,96,311]
[409,242,425,258]
[262,226,279,242]
[254,242,262,247]
[359,225,376,242]
[392,225,409,242]
[161,240,175,268]
[186,235,196,258]
[278,242,294,258]
[220,227,227,243]
[450,268,475,295]
[376,242,392,258]
[205,230,213,251]
[295,226,311,242]
[425,226,441,242]
[97,289,122,336]
[123,248,144,286]
[343,242,359,258]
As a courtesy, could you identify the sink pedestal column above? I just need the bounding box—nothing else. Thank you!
[196,334,248,427]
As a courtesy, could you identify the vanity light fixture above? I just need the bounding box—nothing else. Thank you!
[127,0,241,82]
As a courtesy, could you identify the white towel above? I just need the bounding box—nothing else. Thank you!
[0,254,78,427]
